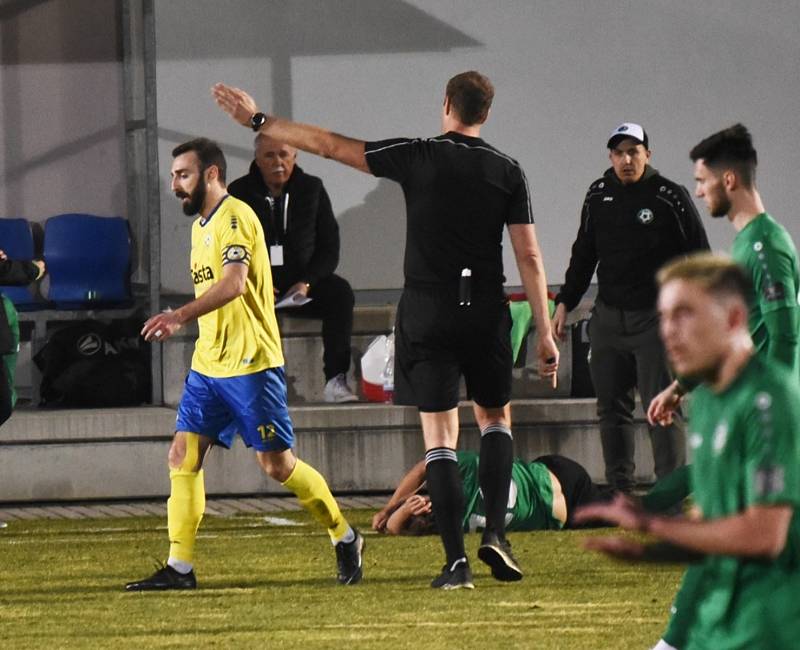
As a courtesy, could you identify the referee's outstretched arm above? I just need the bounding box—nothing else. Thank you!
[213,81,559,382]
[212,83,369,173]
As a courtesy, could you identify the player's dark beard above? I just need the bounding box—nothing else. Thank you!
[176,181,206,216]
[709,190,731,218]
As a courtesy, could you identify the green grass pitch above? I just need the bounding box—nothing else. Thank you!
[0,510,682,649]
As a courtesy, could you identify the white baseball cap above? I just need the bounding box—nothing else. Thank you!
[607,122,649,149]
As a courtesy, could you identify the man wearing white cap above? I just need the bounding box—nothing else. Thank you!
[552,123,709,492]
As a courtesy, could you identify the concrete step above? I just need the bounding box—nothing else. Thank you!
[154,306,394,405]
[0,400,655,503]
[162,333,573,405]
[11,305,398,405]
[162,305,575,406]
[0,495,388,522]
[277,304,396,335]
[14,303,584,406]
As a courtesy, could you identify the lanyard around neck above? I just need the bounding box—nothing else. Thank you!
[265,192,290,237]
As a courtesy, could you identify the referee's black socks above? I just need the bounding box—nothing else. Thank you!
[479,424,513,538]
[425,447,466,567]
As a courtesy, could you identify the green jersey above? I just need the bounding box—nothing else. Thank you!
[732,212,800,374]
[686,356,800,649]
[1,295,19,408]
[457,451,562,532]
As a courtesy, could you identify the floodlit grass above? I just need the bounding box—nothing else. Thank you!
[0,511,682,649]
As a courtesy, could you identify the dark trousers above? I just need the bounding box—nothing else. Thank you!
[588,299,685,490]
[280,273,354,381]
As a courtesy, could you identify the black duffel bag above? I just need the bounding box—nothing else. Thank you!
[34,316,150,407]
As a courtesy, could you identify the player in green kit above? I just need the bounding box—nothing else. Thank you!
[645,124,800,649]
[372,451,611,537]
[649,123,800,419]
[576,253,800,650]
[695,125,800,374]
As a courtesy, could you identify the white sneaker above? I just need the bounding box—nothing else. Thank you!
[324,374,359,403]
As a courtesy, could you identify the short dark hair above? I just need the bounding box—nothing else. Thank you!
[445,71,494,126]
[172,137,227,183]
[657,252,753,304]
[689,123,757,188]
[384,499,437,536]
[404,510,437,536]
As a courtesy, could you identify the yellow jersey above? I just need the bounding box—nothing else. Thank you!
[189,195,283,377]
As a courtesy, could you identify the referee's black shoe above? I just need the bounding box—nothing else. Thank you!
[478,531,523,582]
[125,564,197,591]
[430,558,474,590]
[335,528,365,585]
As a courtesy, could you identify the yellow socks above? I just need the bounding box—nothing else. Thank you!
[167,468,205,565]
[282,459,350,543]
[167,433,206,567]
[166,433,206,568]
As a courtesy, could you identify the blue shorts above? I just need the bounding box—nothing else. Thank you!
[176,367,294,452]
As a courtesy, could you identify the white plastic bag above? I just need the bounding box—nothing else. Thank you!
[360,331,394,402]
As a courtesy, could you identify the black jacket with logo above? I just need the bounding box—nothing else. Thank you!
[227,163,339,292]
[555,165,710,311]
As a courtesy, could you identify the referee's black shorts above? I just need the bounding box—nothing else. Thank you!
[394,286,512,412]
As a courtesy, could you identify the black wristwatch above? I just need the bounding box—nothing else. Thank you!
[250,112,268,132]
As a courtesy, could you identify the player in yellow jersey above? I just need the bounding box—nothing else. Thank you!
[125,138,364,590]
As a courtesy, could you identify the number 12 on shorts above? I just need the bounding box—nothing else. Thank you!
[258,423,277,442]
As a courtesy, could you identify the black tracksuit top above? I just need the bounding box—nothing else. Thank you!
[227,163,339,292]
[555,165,710,311]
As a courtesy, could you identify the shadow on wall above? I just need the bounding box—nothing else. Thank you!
[151,0,478,292]
[1,0,123,216]
[156,0,480,58]
[155,0,481,116]
[0,0,478,293]
[0,0,480,179]
[337,179,405,290]
[0,0,118,64]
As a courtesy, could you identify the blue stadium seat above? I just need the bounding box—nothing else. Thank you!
[44,214,132,309]
[0,217,45,311]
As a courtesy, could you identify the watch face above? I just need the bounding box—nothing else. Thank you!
[251,112,266,131]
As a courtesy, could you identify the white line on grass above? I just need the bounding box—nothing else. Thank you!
[488,600,641,609]
[0,529,324,546]
[263,516,307,526]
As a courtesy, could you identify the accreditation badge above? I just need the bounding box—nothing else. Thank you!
[269,245,284,267]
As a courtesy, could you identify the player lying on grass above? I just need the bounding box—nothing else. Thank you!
[575,253,800,650]
[373,450,613,536]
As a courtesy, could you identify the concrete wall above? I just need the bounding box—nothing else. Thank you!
[1,1,799,294]
[0,401,656,501]
[154,0,800,293]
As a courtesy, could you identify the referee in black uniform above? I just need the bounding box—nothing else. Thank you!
[214,72,559,590]
[552,123,710,492]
